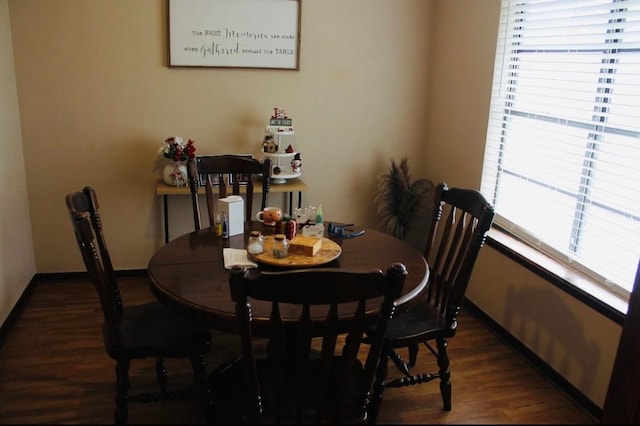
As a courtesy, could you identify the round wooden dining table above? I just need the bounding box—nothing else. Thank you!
[148,221,429,336]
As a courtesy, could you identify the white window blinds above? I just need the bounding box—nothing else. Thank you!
[481,0,640,301]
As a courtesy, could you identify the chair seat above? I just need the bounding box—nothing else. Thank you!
[207,356,368,424]
[106,301,211,359]
[380,303,457,346]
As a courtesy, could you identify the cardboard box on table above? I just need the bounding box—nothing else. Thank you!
[289,235,322,256]
[218,195,244,237]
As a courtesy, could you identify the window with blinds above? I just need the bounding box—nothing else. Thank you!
[481,0,640,302]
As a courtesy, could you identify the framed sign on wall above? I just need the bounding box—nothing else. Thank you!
[168,0,301,70]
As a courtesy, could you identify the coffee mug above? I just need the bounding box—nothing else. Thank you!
[256,207,283,226]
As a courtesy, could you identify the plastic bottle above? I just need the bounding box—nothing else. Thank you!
[315,205,324,224]
[222,213,229,239]
[214,213,223,237]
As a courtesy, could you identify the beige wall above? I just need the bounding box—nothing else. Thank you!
[2,0,621,411]
[0,0,36,327]
[9,0,433,272]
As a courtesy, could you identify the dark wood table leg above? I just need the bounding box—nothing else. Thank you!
[163,194,169,244]
[288,192,293,216]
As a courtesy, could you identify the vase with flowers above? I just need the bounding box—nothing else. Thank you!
[159,136,196,187]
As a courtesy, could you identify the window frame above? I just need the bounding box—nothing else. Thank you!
[487,227,627,324]
[481,0,640,309]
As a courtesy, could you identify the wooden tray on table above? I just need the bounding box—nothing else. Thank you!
[250,236,342,267]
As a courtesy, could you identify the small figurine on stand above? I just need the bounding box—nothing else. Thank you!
[262,133,278,153]
[291,153,302,173]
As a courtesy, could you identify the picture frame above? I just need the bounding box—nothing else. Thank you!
[168,0,301,70]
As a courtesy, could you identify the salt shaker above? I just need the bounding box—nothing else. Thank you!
[272,234,289,259]
[247,231,264,255]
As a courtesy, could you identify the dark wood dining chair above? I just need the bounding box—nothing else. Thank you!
[206,263,407,424]
[65,186,212,425]
[186,155,272,230]
[366,182,495,423]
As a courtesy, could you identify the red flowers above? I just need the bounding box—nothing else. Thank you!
[160,136,196,162]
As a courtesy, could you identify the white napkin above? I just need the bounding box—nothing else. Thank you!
[223,248,258,270]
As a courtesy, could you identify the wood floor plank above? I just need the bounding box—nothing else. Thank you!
[0,277,597,424]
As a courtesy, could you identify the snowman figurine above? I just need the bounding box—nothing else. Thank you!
[291,153,302,173]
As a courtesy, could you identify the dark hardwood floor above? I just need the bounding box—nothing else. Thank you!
[0,277,598,424]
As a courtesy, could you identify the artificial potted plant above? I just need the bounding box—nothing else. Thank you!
[374,157,435,250]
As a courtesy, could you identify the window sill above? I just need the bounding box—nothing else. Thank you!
[486,227,627,326]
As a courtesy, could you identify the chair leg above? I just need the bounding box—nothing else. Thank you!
[190,353,213,419]
[368,348,390,425]
[204,358,239,424]
[115,359,130,425]
[436,338,452,411]
[190,353,208,387]
[389,349,412,377]
[408,343,419,367]
[155,357,168,394]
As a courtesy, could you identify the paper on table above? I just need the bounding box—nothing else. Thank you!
[223,248,258,270]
